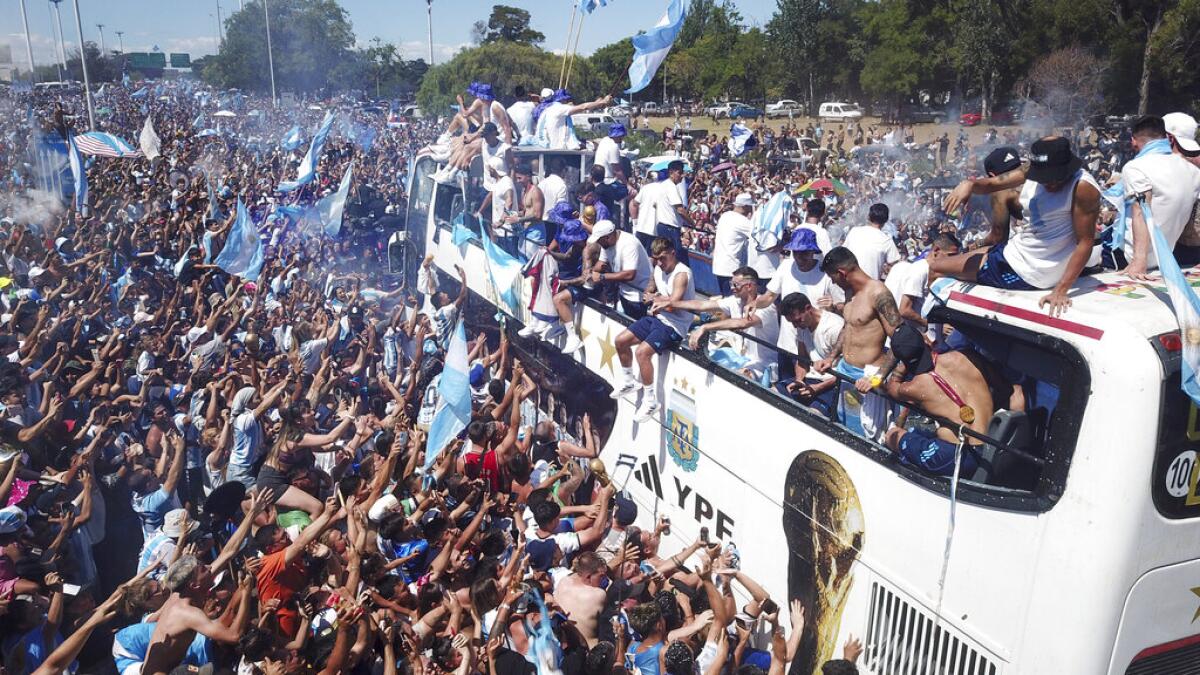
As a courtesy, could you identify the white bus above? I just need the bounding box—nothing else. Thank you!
[404,148,1200,674]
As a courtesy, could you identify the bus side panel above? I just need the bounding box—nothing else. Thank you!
[1109,558,1200,674]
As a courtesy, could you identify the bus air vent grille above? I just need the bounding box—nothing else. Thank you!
[865,581,1000,675]
[1125,638,1200,675]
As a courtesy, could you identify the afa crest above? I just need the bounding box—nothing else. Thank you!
[666,389,700,472]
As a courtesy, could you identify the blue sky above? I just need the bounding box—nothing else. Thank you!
[1,0,779,68]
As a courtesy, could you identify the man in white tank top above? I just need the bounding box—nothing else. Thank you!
[610,237,696,423]
[935,136,1102,317]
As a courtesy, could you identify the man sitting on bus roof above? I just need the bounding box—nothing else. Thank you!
[611,237,696,423]
[881,324,1024,477]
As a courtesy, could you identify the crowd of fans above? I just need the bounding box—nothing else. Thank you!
[0,80,874,675]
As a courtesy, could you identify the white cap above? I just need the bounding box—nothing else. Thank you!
[540,88,554,99]
[587,219,617,243]
[162,508,199,538]
[1164,112,1200,153]
[734,193,754,207]
[487,155,507,176]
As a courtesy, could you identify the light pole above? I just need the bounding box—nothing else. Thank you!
[264,0,277,107]
[46,2,62,80]
[17,0,36,82]
[49,0,67,69]
[425,0,434,66]
[115,30,123,53]
[70,0,94,129]
[95,23,105,54]
[215,0,224,43]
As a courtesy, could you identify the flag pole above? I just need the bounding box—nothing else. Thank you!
[563,9,586,90]
[558,0,579,89]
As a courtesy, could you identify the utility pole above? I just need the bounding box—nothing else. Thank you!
[115,30,124,53]
[71,0,94,129]
[18,0,36,82]
[264,0,277,107]
[95,23,105,54]
[49,0,67,68]
[425,0,434,66]
[215,0,224,43]
[46,2,62,81]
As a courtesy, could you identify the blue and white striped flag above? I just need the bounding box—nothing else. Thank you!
[76,132,141,158]
[131,87,148,99]
[750,190,791,252]
[302,161,354,239]
[626,0,687,94]
[481,232,524,316]
[279,111,336,192]
[1142,199,1200,406]
[424,319,473,472]
[728,123,757,157]
[67,134,88,213]
[581,0,611,14]
[213,199,264,281]
[281,125,303,151]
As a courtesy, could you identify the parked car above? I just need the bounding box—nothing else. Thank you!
[641,102,664,116]
[817,101,863,121]
[709,101,748,119]
[571,113,618,134]
[765,99,803,118]
[728,104,763,119]
[604,106,633,127]
[897,104,946,124]
[960,107,1015,126]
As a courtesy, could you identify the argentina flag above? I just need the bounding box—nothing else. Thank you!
[67,134,88,213]
[213,199,265,281]
[423,319,472,472]
[626,0,688,94]
[481,233,524,316]
[281,125,303,151]
[279,111,337,192]
[728,123,757,157]
[581,0,611,13]
[1141,198,1200,406]
[750,190,791,252]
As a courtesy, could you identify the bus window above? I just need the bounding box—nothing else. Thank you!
[407,157,436,230]
[1151,357,1200,519]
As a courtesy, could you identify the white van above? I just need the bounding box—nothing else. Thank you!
[818,101,863,121]
[571,112,616,134]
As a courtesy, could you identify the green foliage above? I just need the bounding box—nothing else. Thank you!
[416,42,599,117]
[473,5,546,46]
[35,43,122,83]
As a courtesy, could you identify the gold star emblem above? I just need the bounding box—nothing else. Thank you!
[1192,587,1200,623]
[579,326,591,343]
[680,377,689,393]
[597,325,618,375]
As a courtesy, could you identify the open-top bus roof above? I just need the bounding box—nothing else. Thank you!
[934,266,1188,345]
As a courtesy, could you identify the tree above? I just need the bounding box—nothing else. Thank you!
[35,43,122,83]
[204,0,357,93]
[1027,46,1107,124]
[476,5,545,46]
[416,41,598,116]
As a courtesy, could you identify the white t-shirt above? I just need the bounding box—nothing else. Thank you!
[480,140,511,190]
[767,258,844,353]
[716,295,779,373]
[1121,153,1200,268]
[595,137,622,182]
[842,225,900,280]
[653,263,696,336]
[797,310,845,379]
[601,232,652,301]
[231,410,262,468]
[632,182,663,236]
[1006,170,1103,289]
[507,101,535,140]
[490,175,516,233]
[299,338,328,374]
[541,103,575,150]
[885,259,928,319]
[653,180,684,227]
[539,174,569,218]
[712,210,754,276]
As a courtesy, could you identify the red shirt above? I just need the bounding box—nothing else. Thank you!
[256,549,306,636]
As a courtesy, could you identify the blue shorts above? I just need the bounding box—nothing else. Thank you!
[567,285,593,303]
[897,428,979,477]
[976,243,1035,291]
[628,316,682,354]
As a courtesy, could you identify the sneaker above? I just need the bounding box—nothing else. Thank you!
[541,323,566,341]
[610,381,639,400]
[635,399,661,423]
[517,322,541,338]
[561,333,584,354]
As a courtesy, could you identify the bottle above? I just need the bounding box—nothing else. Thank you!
[725,541,741,570]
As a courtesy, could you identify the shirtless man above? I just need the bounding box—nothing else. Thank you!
[975,147,1024,249]
[140,556,252,675]
[508,164,546,239]
[813,247,902,441]
[881,324,1024,477]
[554,552,609,646]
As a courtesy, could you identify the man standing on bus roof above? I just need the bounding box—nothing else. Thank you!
[652,160,696,264]
[1117,115,1200,279]
[611,237,696,423]
[596,123,628,184]
[1164,112,1200,266]
[881,324,1024,477]
[937,136,1102,317]
[813,247,901,441]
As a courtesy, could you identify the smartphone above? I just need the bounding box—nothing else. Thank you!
[625,526,643,559]
[760,598,779,616]
[62,583,81,596]
[699,526,710,545]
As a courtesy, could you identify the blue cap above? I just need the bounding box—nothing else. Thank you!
[469,363,487,388]
[547,201,575,224]
[784,228,821,253]
[470,82,494,101]
[422,338,439,355]
[526,539,558,571]
[554,89,572,103]
[608,123,627,138]
[0,506,27,535]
